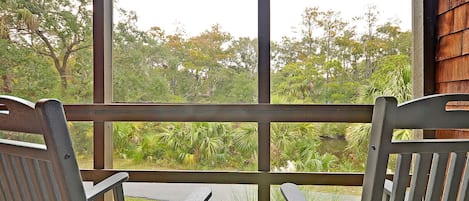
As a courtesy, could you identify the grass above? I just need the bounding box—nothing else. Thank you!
[307,185,362,196]
[78,156,248,171]
[77,156,168,170]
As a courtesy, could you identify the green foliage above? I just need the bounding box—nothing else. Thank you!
[0,39,61,100]
[271,123,324,171]
[68,122,93,156]
[1,0,92,97]
[112,122,257,170]
[0,131,44,144]
[272,62,319,103]
[345,54,412,166]
[212,69,257,103]
[1,1,413,173]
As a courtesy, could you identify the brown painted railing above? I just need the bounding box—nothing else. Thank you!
[62,104,374,200]
[63,104,373,123]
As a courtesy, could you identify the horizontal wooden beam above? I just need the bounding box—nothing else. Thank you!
[63,104,374,123]
[81,169,370,186]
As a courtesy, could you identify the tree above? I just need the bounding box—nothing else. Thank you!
[334,24,364,80]
[272,61,321,103]
[300,7,320,59]
[211,68,257,103]
[181,24,233,102]
[376,22,412,57]
[0,39,60,100]
[360,5,381,78]
[346,54,412,161]
[0,0,92,93]
[112,9,173,102]
[315,10,347,62]
[226,37,258,74]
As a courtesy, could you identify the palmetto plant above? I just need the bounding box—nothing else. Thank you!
[114,122,141,159]
[158,122,225,167]
[346,54,412,168]
[271,123,322,169]
[233,124,257,155]
[232,123,258,169]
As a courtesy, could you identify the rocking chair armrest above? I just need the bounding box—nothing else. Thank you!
[384,179,393,196]
[86,172,129,201]
[383,179,410,201]
[280,183,307,201]
[183,187,212,201]
[382,179,393,201]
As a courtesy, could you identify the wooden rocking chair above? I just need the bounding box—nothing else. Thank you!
[0,95,128,201]
[281,94,469,201]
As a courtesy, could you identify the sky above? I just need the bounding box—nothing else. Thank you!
[115,0,412,41]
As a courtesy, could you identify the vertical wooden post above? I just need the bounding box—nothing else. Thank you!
[413,0,438,139]
[412,0,424,100]
[422,0,437,96]
[258,0,271,200]
[93,0,113,200]
[412,0,425,139]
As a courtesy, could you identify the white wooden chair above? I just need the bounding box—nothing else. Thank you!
[0,95,129,201]
[280,183,307,201]
[183,187,212,201]
[281,94,469,201]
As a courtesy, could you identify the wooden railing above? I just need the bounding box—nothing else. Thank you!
[64,104,374,200]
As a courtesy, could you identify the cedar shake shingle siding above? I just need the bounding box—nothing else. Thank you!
[435,0,469,138]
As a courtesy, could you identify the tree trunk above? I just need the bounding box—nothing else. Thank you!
[2,74,12,93]
[58,68,68,90]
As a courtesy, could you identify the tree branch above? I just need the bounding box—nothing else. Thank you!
[70,44,91,53]
[34,30,59,62]
[36,50,54,57]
